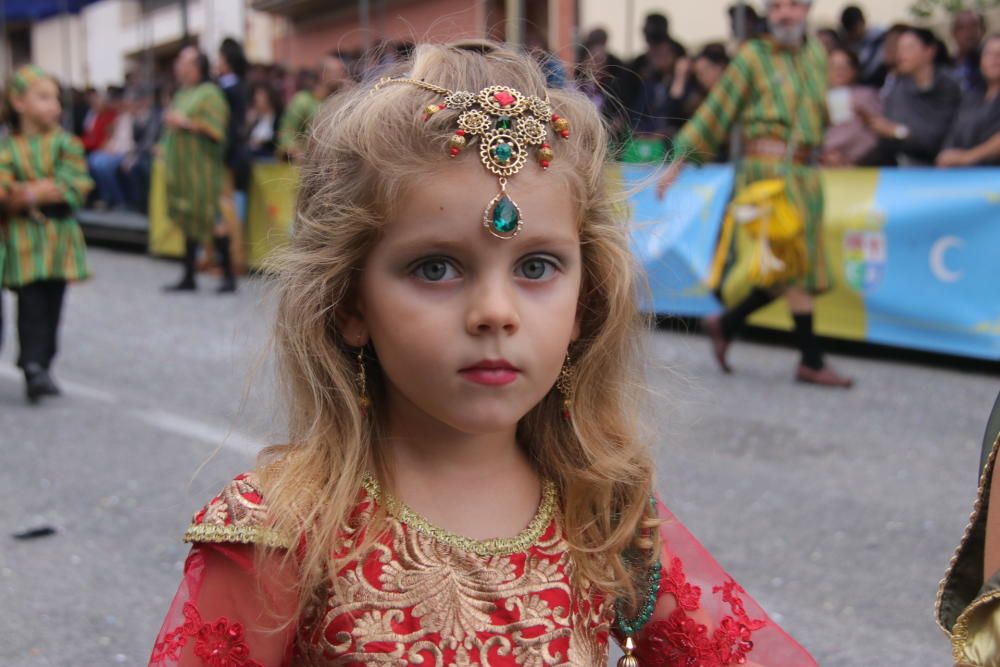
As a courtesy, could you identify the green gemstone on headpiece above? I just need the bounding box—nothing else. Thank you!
[493,142,513,163]
[491,195,519,234]
[495,115,512,130]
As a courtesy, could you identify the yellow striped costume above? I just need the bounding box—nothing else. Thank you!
[672,37,831,293]
[161,81,229,242]
[0,130,93,288]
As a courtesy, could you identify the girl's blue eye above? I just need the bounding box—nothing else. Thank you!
[517,256,557,280]
[414,258,458,282]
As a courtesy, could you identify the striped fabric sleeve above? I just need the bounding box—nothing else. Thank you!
[670,44,755,165]
[276,92,311,156]
[195,86,229,144]
[54,133,94,210]
[0,141,15,196]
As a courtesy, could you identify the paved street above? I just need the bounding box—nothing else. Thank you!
[1,245,996,666]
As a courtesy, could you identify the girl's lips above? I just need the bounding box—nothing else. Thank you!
[458,362,520,386]
[459,368,519,386]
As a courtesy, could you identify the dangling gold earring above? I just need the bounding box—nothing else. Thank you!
[556,354,575,422]
[356,344,371,416]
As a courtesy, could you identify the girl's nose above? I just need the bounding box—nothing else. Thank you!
[466,279,520,336]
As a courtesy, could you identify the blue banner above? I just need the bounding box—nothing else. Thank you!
[866,169,1000,360]
[625,164,732,317]
[626,164,1000,361]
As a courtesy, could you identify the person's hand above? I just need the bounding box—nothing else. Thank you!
[655,159,685,200]
[164,110,190,130]
[31,179,64,204]
[856,106,903,140]
[674,57,692,83]
[936,148,973,168]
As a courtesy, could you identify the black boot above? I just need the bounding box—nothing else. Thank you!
[718,288,777,339]
[24,363,58,404]
[164,239,199,292]
[213,235,237,294]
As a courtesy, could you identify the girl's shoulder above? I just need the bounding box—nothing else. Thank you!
[182,471,293,550]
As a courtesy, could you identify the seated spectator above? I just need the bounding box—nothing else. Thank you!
[687,44,730,162]
[245,83,282,159]
[81,88,117,153]
[691,43,729,96]
[938,34,1000,167]
[858,27,960,166]
[122,86,163,214]
[875,23,910,95]
[951,9,986,92]
[727,3,764,44]
[87,87,133,209]
[817,28,844,53]
[575,28,631,146]
[839,5,886,87]
[822,48,881,166]
[631,37,691,140]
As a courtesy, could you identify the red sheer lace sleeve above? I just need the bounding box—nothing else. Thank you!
[148,543,298,667]
[628,498,817,667]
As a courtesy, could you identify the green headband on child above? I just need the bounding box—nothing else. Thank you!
[8,65,51,102]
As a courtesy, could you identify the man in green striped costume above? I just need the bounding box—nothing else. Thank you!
[658,0,852,388]
[276,54,350,163]
[162,45,230,292]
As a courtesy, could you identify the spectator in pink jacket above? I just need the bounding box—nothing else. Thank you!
[822,48,882,166]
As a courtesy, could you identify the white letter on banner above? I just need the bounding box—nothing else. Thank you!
[929,236,964,283]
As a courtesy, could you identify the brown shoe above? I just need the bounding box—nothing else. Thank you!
[702,314,732,374]
[795,364,854,388]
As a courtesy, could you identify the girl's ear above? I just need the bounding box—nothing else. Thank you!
[336,299,369,347]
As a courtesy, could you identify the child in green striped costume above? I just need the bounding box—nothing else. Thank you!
[0,65,93,403]
[0,65,94,403]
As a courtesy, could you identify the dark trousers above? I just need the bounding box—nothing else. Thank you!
[16,279,66,370]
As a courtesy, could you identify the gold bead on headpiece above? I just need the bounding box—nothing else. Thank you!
[371,77,570,239]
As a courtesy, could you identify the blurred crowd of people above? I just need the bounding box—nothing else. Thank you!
[51,3,1000,213]
[576,5,1000,168]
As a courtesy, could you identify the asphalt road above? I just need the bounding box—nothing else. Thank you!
[1,246,996,666]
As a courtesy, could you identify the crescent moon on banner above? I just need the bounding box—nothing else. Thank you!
[929,236,964,283]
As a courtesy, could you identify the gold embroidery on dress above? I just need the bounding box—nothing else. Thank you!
[183,473,292,548]
[294,485,611,666]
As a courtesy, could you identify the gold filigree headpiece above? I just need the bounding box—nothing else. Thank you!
[371,77,571,239]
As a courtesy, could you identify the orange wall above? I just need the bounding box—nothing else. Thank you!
[273,0,578,70]
[275,0,483,68]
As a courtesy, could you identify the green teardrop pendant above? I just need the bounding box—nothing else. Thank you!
[495,115,513,130]
[491,195,519,234]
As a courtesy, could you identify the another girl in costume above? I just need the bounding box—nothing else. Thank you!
[149,42,817,666]
[0,66,93,403]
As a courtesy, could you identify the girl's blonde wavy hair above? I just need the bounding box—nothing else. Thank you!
[258,40,660,623]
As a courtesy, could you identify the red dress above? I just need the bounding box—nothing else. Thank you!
[149,473,817,666]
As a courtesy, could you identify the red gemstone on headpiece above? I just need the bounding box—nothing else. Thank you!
[540,160,550,169]
[494,90,516,107]
[560,130,570,139]
[455,129,465,136]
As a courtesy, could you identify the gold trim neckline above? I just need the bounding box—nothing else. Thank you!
[362,474,557,556]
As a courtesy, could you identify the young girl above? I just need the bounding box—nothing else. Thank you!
[149,43,817,666]
[0,66,92,403]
